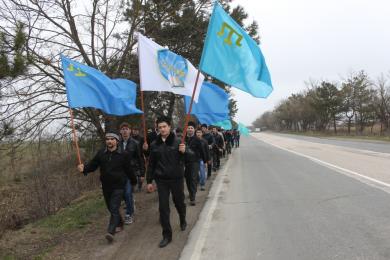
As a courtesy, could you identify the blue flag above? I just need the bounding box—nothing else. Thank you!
[214,119,232,130]
[185,82,230,125]
[61,55,143,116]
[200,3,273,98]
[238,122,250,136]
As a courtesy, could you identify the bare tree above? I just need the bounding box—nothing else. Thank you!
[374,74,390,134]
[0,0,256,146]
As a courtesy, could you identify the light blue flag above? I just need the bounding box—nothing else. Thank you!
[215,119,232,130]
[195,113,229,125]
[185,81,230,125]
[238,122,250,136]
[61,55,143,116]
[200,3,273,98]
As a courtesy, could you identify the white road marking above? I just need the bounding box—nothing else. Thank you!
[255,135,390,193]
[180,155,233,260]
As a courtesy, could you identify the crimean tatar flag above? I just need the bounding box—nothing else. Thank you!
[184,82,230,125]
[61,55,142,116]
[200,3,273,98]
[138,33,204,102]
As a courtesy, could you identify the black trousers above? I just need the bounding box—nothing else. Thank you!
[213,149,220,169]
[102,188,124,235]
[207,149,213,177]
[156,178,186,239]
[185,161,200,201]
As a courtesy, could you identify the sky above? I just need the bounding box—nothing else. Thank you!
[231,0,390,125]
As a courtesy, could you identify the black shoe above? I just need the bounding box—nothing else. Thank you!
[105,233,114,243]
[190,200,196,206]
[180,221,187,231]
[159,237,172,248]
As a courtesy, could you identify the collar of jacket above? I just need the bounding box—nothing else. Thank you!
[104,146,123,154]
[156,132,176,146]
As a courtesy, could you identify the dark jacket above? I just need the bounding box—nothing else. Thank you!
[185,135,207,163]
[120,138,145,177]
[143,130,159,157]
[146,132,187,183]
[203,132,215,148]
[213,133,224,150]
[83,147,137,189]
[132,134,143,144]
[200,138,210,162]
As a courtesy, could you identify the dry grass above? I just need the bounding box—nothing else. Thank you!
[0,139,101,234]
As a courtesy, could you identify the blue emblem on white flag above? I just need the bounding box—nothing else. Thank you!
[157,49,188,88]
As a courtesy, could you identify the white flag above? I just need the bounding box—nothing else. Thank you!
[138,33,204,102]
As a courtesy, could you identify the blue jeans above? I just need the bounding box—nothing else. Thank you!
[124,179,134,216]
[199,160,206,186]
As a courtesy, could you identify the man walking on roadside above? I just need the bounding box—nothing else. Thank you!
[119,122,145,224]
[146,116,188,248]
[196,128,209,191]
[201,124,215,178]
[212,126,224,171]
[184,121,207,205]
[77,132,136,243]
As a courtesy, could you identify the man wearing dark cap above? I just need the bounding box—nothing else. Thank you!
[146,116,188,248]
[77,132,137,243]
[184,121,207,206]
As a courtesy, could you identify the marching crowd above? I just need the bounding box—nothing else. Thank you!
[77,116,240,248]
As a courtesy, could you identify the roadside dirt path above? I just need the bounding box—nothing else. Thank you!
[46,162,225,260]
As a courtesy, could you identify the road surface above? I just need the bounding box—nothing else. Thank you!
[181,133,390,260]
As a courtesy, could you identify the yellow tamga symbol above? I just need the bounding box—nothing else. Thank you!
[217,22,243,47]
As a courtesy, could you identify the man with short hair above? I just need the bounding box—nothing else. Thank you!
[131,126,143,144]
[146,116,188,248]
[212,126,224,170]
[195,128,209,191]
[77,132,136,243]
[184,121,206,205]
[201,124,215,178]
[119,122,145,224]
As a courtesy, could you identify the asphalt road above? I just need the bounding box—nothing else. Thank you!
[180,133,390,260]
[273,133,390,154]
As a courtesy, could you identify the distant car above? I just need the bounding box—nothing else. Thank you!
[255,128,261,132]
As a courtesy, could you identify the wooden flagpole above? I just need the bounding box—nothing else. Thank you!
[140,90,147,144]
[181,69,201,144]
[69,108,82,165]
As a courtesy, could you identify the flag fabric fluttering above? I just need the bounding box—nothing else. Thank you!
[199,3,273,98]
[238,122,250,136]
[214,119,232,130]
[138,33,204,102]
[185,81,230,125]
[61,55,143,116]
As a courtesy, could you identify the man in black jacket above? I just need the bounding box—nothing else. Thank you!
[146,116,187,248]
[201,124,215,177]
[184,121,207,206]
[212,126,224,170]
[119,122,145,224]
[77,132,137,243]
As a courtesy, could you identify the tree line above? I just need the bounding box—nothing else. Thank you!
[253,70,390,135]
[0,0,260,145]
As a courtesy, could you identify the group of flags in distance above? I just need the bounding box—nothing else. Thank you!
[62,2,272,130]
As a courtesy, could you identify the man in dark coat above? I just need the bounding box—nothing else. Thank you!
[77,132,137,243]
[201,124,215,177]
[212,126,224,170]
[184,121,207,205]
[119,122,145,224]
[146,116,188,248]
